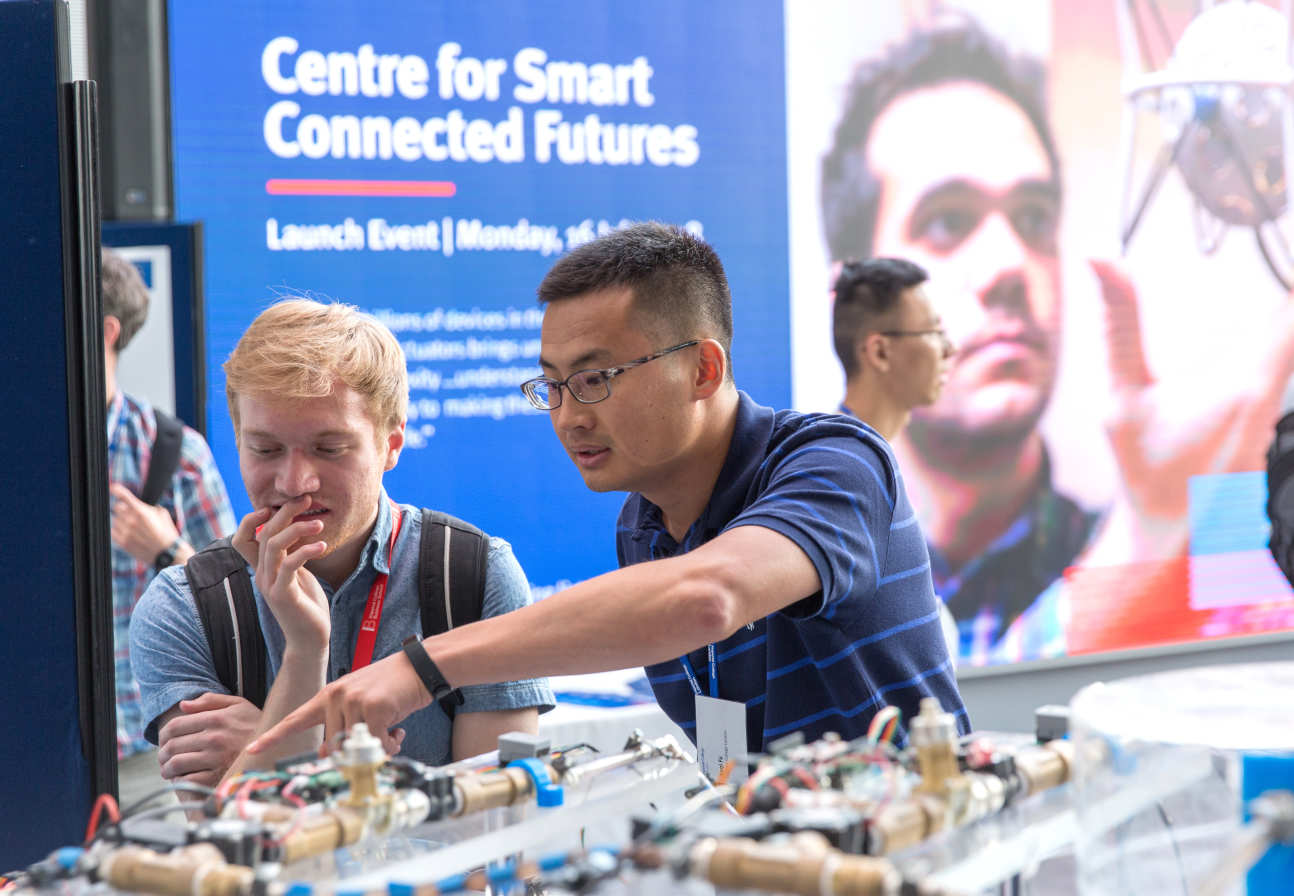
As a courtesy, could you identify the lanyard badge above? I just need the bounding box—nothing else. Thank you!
[352,499,402,670]
[680,646,747,783]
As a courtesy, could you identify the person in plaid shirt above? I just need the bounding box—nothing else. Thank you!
[102,248,235,806]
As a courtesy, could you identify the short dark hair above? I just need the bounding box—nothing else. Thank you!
[101,247,149,352]
[821,14,1061,261]
[537,222,734,366]
[832,257,928,378]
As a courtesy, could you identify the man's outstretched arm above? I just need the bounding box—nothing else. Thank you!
[452,708,539,762]
[250,523,820,756]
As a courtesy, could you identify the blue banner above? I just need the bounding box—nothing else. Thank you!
[170,1,789,592]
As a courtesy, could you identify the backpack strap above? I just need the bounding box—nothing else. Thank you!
[185,537,269,708]
[141,408,184,506]
[418,508,489,718]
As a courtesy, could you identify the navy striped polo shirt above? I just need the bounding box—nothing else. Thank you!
[618,392,969,755]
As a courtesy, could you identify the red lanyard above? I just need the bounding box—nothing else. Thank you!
[353,500,403,670]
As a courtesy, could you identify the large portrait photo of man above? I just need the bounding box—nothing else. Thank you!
[786,0,1294,666]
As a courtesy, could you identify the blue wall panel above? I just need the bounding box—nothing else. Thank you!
[0,0,95,867]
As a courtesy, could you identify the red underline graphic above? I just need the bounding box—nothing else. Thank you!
[265,179,457,197]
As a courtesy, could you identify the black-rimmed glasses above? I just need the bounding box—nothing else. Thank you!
[520,340,700,410]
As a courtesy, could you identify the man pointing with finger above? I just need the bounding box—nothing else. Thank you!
[248,222,966,768]
[130,299,552,784]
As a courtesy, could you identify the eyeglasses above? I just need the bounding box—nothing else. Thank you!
[520,340,700,411]
[880,328,954,350]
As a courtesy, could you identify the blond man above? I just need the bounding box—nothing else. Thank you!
[130,299,552,785]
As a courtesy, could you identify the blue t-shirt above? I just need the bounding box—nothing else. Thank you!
[130,492,554,766]
[620,393,968,754]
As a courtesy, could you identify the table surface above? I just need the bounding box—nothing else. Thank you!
[539,670,691,756]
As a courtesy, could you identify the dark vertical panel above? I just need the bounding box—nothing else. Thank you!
[188,220,207,433]
[0,0,111,867]
[61,75,116,807]
[92,0,173,220]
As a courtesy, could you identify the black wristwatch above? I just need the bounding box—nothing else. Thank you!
[153,538,182,573]
[401,635,464,706]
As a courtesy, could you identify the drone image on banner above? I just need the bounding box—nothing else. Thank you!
[1117,0,1294,288]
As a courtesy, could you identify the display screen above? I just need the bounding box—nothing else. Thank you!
[787,0,1294,664]
[170,0,1294,666]
[168,0,791,596]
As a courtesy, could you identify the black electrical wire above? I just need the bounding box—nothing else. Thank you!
[86,783,219,848]
[1156,801,1191,896]
[120,782,215,818]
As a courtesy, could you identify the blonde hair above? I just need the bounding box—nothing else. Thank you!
[224,299,407,435]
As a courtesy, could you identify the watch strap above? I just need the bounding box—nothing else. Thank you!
[401,635,463,706]
[153,537,182,572]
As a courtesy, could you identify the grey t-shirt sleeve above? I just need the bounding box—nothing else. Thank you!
[128,565,230,743]
[456,536,556,715]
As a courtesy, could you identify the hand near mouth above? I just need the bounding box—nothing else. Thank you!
[231,505,273,568]
[212,497,334,782]
[248,495,332,652]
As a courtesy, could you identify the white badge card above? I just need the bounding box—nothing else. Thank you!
[695,694,749,785]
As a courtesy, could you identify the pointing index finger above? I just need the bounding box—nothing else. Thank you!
[247,694,324,755]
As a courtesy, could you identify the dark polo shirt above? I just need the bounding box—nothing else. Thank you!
[619,392,968,755]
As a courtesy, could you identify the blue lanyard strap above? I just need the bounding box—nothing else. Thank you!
[679,645,718,698]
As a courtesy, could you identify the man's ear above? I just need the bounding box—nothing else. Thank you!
[103,315,121,356]
[694,339,727,398]
[861,332,890,373]
[384,420,406,471]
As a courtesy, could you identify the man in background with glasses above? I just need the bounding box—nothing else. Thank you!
[832,257,954,443]
[820,18,1091,666]
[819,16,1294,665]
[250,222,967,770]
[832,257,959,659]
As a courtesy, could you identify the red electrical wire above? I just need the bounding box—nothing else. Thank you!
[265,790,309,848]
[84,793,121,842]
[766,775,791,800]
[235,778,279,819]
[790,766,820,790]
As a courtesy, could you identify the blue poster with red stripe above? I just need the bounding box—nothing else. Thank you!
[169,1,789,592]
